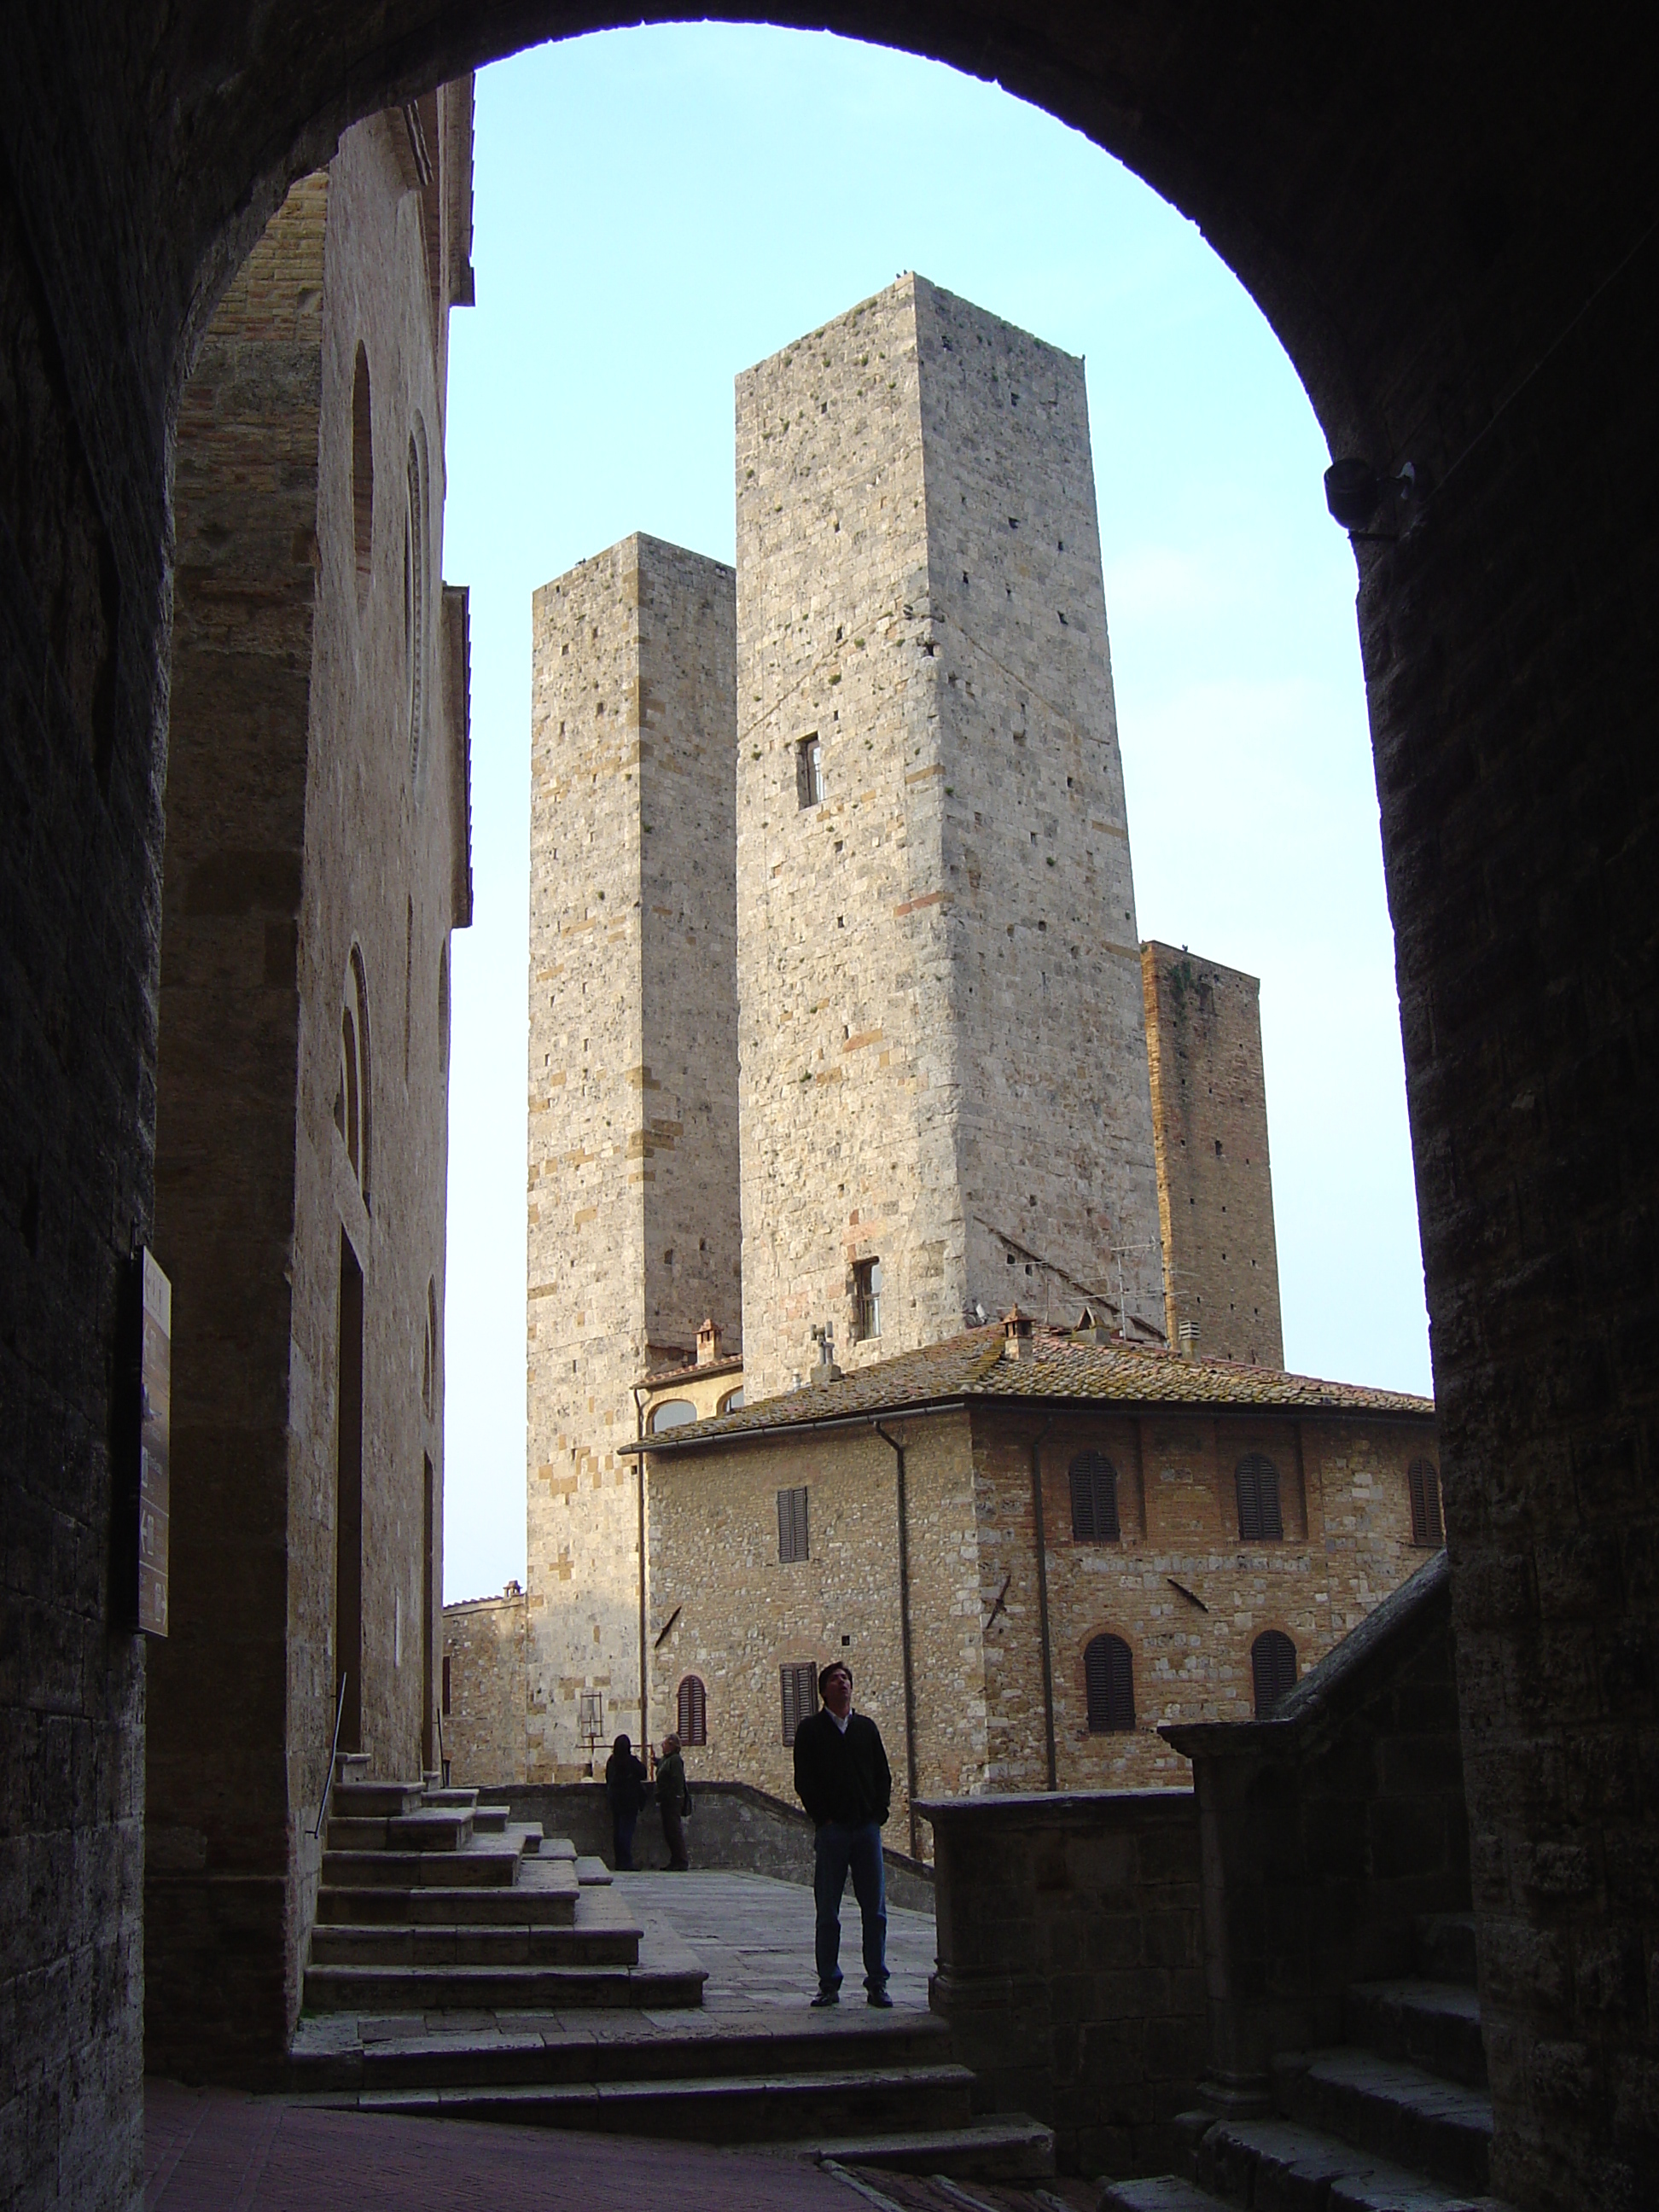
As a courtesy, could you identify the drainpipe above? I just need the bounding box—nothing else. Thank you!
[1029,1417,1058,1790]
[872,1420,922,1860]
[632,1382,650,1757]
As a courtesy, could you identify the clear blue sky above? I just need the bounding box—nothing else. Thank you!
[440,25,1429,1604]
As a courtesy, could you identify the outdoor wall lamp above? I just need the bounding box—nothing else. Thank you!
[1324,457,1416,531]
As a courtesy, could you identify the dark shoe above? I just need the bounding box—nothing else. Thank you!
[867,1988,894,2008]
[811,1989,839,2007]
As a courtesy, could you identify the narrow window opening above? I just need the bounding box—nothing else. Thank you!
[1236,1453,1284,1544]
[780,1661,818,1744]
[1085,1634,1135,1732]
[1252,1630,1298,1716]
[335,1236,365,1755]
[777,1485,810,1563]
[678,1674,707,1747]
[351,345,373,595]
[796,734,824,808]
[1408,1456,1445,1546]
[853,1258,882,1342]
[1069,1451,1121,1543]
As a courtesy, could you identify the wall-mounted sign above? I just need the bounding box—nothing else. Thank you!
[137,1249,172,1637]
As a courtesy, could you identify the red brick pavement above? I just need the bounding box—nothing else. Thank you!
[144,2081,864,2211]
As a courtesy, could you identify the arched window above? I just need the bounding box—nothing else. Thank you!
[351,343,373,596]
[1252,1630,1297,1716]
[1235,1453,1284,1543]
[649,1398,696,1435]
[1085,1633,1135,1732]
[1408,1457,1444,1547]
[717,1388,744,1414]
[677,1675,707,1747]
[337,1005,360,1175]
[1069,1450,1121,1542]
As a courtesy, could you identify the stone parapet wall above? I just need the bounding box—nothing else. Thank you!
[923,1788,1203,2177]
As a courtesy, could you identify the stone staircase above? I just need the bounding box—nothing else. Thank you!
[303,1755,701,2013]
[291,1759,1052,2180]
[1104,1912,1511,2212]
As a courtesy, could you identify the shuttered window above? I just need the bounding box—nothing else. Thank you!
[1085,1634,1135,1732]
[777,1486,810,1563]
[1236,1453,1284,1543]
[781,1662,818,1744]
[677,1674,707,1747]
[1251,1630,1297,1716]
[1408,1457,1444,1547]
[1069,1451,1121,1542]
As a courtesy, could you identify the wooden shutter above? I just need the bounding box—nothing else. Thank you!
[1409,1458,1444,1547]
[1069,1451,1121,1543]
[781,1661,818,1744]
[777,1485,809,1563]
[678,1674,707,1747]
[1236,1454,1284,1543]
[1085,1634,1135,1732]
[1251,1631,1297,1716]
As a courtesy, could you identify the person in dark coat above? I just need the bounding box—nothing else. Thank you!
[792,1661,893,2005]
[603,1732,648,1871]
[656,1732,691,1869]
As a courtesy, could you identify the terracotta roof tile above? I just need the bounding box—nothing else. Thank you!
[624,1324,1433,1452]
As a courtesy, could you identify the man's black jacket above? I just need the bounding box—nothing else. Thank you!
[793,1708,892,1828]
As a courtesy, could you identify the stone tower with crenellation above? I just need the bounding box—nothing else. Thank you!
[733,275,1165,1399]
[522,534,739,1778]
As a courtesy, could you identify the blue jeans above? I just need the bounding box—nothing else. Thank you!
[813,1819,888,1996]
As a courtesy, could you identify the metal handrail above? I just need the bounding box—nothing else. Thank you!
[312,1671,350,1840]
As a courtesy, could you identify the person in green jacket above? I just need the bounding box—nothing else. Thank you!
[655,1732,691,1869]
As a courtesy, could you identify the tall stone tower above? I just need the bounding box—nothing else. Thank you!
[734,275,1164,1398]
[1142,941,1284,1365]
[524,533,739,1778]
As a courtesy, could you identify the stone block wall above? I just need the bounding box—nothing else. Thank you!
[145,96,469,2081]
[441,1586,527,1785]
[1142,943,1283,1365]
[525,534,737,1778]
[923,1789,1204,2176]
[733,276,1162,1402]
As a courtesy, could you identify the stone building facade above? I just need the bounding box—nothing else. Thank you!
[634,1317,1440,1857]
[441,1582,528,1785]
[522,535,740,1777]
[735,276,1165,1402]
[144,89,473,2077]
[1142,941,1284,1365]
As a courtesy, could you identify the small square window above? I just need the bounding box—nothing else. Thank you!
[853,1258,882,1342]
[796,735,824,809]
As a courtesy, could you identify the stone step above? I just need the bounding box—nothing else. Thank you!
[470,1806,509,1833]
[806,2113,1056,2180]
[320,1846,521,1889]
[542,1837,578,1861]
[575,1854,613,1884]
[352,2061,975,2144]
[335,1752,371,1787]
[1272,2048,1492,2197]
[1196,2110,1515,2211]
[332,1781,425,1819]
[314,1874,578,1928]
[1347,1979,1488,2088]
[420,1786,480,1811]
[300,1956,706,2012]
[346,2011,952,2094]
[389,1808,474,1850]
[1415,1913,1479,1989]
[308,1920,640,1969]
[1100,2180,1215,2212]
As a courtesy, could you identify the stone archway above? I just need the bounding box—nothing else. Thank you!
[1,12,1654,2210]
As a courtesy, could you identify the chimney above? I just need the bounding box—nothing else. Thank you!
[696,1316,721,1366]
[1178,1321,1198,1362]
[810,1322,843,1384]
[1003,1305,1036,1360]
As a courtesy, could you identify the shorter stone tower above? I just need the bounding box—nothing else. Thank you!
[1142,940,1284,1365]
[524,534,739,1778]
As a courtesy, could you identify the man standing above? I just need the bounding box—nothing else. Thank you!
[656,1732,691,1869]
[792,1662,893,2006]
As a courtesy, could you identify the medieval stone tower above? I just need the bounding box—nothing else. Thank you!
[523,534,739,1778]
[734,275,1165,1399]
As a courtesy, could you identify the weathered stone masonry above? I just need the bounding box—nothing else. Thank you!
[524,535,739,1778]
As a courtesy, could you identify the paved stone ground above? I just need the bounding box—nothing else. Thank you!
[144,2079,867,2209]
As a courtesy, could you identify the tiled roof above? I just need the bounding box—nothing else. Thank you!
[623,1324,1433,1453]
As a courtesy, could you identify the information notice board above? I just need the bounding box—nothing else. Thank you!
[138,1249,172,1637]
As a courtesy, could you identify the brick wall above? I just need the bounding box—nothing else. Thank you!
[1142,944,1283,1365]
[525,535,737,1778]
[923,1789,1204,2176]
